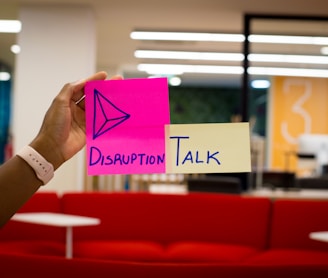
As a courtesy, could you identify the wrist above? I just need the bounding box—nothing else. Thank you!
[17,145,54,185]
[30,136,64,170]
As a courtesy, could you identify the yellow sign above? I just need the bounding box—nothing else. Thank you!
[269,76,328,172]
[165,123,251,173]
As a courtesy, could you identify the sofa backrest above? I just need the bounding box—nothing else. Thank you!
[0,192,64,241]
[61,192,271,249]
[270,199,328,251]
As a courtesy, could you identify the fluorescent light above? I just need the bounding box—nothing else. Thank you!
[131,31,244,42]
[249,34,328,45]
[138,64,185,75]
[136,50,328,65]
[0,72,11,81]
[131,31,328,45]
[138,64,244,75]
[249,53,328,64]
[0,20,21,33]
[251,80,271,89]
[138,63,328,78]
[135,50,244,61]
[248,67,328,78]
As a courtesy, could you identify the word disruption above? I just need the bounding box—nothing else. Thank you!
[89,147,165,166]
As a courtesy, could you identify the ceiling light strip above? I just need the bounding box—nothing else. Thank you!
[138,63,328,78]
[135,50,244,61]
[249,53,328,64]
[131,31,244,42]
[131,31,328,45]
[137,64,244,75]
[248,34,328,45]
[135,50,328,65]
[248,67,328,78]
[0,20,21,33]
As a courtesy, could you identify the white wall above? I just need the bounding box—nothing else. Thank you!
[13,5,96,193]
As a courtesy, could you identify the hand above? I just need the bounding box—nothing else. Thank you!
[30,72,123,169]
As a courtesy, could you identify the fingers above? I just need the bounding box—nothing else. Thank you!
[73,72,122,99]
[72,71,108,101]
[86,71,108,82]
[109,75,124,81]
[73,73,124,110]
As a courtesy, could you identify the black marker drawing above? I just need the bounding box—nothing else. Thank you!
[93,89,130,140]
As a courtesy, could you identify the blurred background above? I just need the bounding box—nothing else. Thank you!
[1,0,328,193]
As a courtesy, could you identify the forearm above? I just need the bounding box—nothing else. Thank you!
[0,155,43,227]
[0,72,110,227]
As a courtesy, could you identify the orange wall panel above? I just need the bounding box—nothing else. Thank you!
[269,76,328,171]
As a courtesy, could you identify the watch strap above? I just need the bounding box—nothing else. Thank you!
[17,145,54,185]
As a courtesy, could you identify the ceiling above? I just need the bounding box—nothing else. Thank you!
[1,0,328,87]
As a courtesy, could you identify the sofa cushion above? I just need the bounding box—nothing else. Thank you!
[0,240,64,257]
[270,199,328,251]
[73,240,261,263]
[244,248,328,265]
[165,241,261,263]
[73,240,165,262]
[61,192,271,250]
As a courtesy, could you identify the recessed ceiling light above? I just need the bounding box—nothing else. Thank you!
[251,80,270,89]
[320,46,328,55]
[169,76,182,86]
[0,72,11,81]
[11,44,21,54]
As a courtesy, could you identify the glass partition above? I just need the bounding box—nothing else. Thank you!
[243,14,328,187]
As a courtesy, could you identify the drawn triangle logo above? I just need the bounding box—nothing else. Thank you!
[93,89,130,140]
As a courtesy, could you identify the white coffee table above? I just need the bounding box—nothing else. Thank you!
[12,212,100,259]
[309,231,328,243]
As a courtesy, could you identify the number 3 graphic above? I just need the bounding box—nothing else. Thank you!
[281,79,312,144]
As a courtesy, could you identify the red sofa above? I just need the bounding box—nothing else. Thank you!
[61,192,271,263]
[0,193,65,257]
[0,192,328,277]
[2,253,328,278]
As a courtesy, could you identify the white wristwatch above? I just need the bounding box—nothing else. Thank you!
[17,145,54,185]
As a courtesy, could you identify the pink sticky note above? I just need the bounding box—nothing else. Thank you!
[85,77,170,175]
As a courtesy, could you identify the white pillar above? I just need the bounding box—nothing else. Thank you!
[13,5,96,193]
